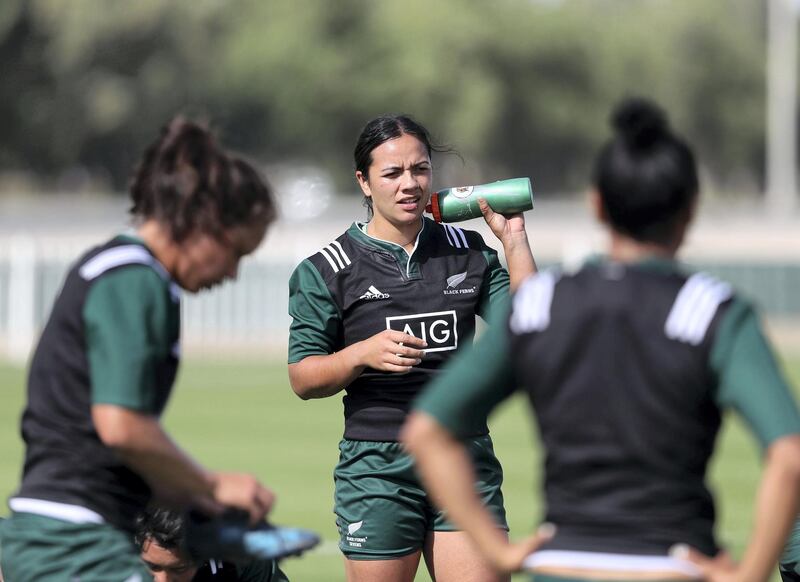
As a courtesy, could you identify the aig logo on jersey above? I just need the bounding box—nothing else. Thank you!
[386,310,458,352]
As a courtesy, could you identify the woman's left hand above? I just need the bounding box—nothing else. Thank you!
[672,545,740,582]
[478,198,527,244]
[478,197,536,290]
[493,523,556,573]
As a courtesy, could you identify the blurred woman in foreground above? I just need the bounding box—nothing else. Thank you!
[1,118,277,580]
[403,98,800,582]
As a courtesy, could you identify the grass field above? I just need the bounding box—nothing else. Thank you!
[1,355,799,581]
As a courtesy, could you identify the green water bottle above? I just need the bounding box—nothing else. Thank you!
[425,177,533,223]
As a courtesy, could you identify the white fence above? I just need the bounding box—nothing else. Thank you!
[0,235,298,361]
[2,202,800,361]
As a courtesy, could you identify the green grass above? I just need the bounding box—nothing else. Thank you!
[1,355,798,581]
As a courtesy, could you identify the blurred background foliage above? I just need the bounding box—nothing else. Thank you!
[0,0,770,195]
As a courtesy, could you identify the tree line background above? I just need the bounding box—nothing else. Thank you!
[0,0,774,198]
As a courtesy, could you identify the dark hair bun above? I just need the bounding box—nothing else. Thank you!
[612,97,669,150]
[593,97,698,245]
[129,116,275,241]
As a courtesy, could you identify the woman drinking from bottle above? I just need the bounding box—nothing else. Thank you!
[287,113,536,582]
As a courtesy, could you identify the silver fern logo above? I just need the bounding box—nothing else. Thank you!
[346,520,368,548]
[447,272,467,288]
[444,271,476,295]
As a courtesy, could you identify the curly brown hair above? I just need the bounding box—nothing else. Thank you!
[130,117,277,242]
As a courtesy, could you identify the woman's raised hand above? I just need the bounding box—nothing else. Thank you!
[478,198,527,243]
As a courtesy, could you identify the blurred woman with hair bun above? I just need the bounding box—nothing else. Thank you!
[403,97,800,582]
[1,117,279,580]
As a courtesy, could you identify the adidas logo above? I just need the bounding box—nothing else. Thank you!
[359,285,390,300]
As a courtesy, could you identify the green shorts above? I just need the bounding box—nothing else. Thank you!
[333,435,507,560]
[0,512,149,581]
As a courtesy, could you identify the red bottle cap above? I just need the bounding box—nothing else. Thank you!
[427,194,443,222]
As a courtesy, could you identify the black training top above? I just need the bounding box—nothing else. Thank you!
[288,218,509,441]
[191,558,286,581]
[14,235,180,532]
[417,258,800,556]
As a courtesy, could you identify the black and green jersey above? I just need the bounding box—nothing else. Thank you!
[417,257,800,556]
[191,558,288,581]
[12,234,181,532]
[288,217,509,441]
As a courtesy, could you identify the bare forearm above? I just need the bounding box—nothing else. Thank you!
[122,435,217,504]
[289,331,427,399]
[93,404,274,523]
[737,436,800,581]
[92,405,215,502]
[502,231,536,292]
[288,349,365,399]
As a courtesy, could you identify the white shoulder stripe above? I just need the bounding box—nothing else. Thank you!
[79,245,157,281]
[452,225,469,248]
[330,240,351,266]
[443,225,457,247]
[444,224,463,248]
[319,247,340,271]
[510,271,560,334]
[442,224,470,249]
[319,240,353,273]
[664,273,732,345]
[325,244,346,270]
